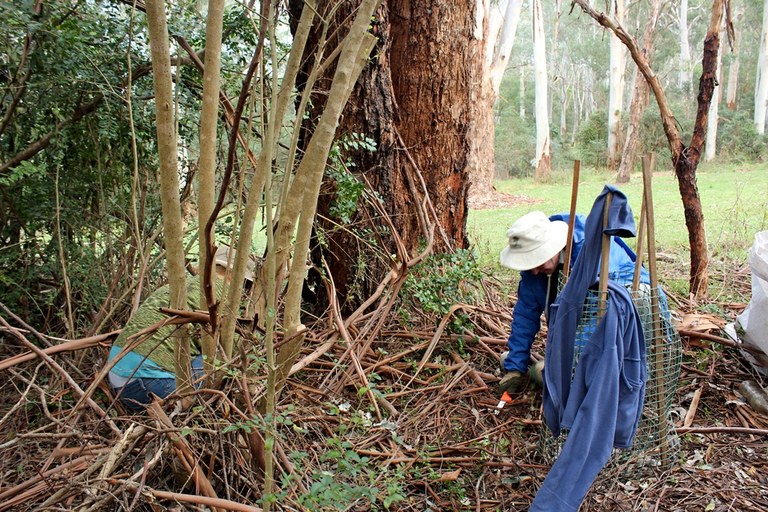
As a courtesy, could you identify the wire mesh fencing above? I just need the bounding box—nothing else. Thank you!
[538,281,682,475]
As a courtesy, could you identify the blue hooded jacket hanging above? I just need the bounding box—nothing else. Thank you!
[531,185,647,512]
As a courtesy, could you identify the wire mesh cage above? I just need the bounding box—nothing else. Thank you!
[538,280,682,474]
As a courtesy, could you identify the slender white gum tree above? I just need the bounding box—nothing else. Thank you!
[144,0,190,392]
[532,0,551,180]
[489,0,524,93]
[607,0,626,168]
[705,16,724,162]
[755,0,768,134]
[680,0,693,93]
[725,0,741,110]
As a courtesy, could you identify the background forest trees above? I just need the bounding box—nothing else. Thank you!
[495,0,768,179]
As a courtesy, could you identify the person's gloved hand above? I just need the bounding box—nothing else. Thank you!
[499,370,523,394]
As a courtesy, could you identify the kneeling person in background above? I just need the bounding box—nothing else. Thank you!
[106,246,253,411]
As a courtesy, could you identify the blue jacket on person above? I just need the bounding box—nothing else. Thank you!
[502,212,648,373]
[530,185,647,512]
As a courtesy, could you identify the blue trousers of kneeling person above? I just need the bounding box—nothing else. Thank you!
[110,355,205,411]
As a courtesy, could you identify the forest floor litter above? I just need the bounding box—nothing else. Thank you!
[1,265,767,511]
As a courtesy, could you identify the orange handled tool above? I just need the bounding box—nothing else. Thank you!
[494,391,513,415]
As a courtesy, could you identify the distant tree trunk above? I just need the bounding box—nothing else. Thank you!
[679,0,692,94]
[755,0,768,134]
[559,80,568,138]
[607,0,625,169]
[617,65,644,184]
[572,0,725,301]
[571,68,580,142]
[725,0,741,110]
[519,64,526,118]
[549,0,562,121]
[705,17,724,162]
[532,0,551,181]
[297,0,479,312]
[467,2,493,204]
[488,0,524,94]
[470,0,523,204]
[617,0,661,184]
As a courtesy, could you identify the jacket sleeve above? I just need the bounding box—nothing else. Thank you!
[504,271,547,372]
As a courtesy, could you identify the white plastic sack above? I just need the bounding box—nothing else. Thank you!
[736,230,768,356]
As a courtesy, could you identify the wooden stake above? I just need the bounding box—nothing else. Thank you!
[597,192,613,319]
[640,154,671,466]
[632,161,648,292]
[563,160,581,281]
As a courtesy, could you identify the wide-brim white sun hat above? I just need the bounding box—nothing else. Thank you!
[499,211,569,271]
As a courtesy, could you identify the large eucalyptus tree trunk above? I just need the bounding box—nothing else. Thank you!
[531,0,551,181]
[295,0,479,313]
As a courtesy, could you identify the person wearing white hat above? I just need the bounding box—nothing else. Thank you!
[106,245,255,411]
[498,211,646,393]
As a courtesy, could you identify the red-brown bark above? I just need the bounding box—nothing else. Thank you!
[295,0,479,312]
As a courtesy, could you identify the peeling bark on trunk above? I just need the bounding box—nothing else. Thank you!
[296,0,478,312]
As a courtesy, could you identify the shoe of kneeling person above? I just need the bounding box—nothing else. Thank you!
[499,350,509,373]
[528,360,544,387]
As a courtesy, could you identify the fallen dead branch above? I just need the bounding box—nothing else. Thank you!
[675,426,768,436]
[678,327,767,357]
[0,331,118,371]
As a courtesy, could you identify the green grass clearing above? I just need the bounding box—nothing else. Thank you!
[468,161,768,300]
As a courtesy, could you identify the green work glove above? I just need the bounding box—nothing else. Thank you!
[499,370,523,394]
